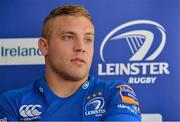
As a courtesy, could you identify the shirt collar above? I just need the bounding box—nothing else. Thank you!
[34,75,94,104]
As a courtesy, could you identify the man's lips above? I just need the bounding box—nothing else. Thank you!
[70,57,87,64]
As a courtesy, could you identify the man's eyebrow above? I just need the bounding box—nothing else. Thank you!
[84,32,94,36]
[61,31,76,35]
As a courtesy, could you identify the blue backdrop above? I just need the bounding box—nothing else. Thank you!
[0,0,180,121]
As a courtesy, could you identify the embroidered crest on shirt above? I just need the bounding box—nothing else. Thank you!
[85,92,105,117]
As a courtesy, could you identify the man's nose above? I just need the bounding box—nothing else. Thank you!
[73,38,86,53]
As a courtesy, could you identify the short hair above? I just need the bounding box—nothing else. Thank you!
[41,4,92,39]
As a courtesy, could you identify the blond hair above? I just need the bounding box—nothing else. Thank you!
[41,5,92,39]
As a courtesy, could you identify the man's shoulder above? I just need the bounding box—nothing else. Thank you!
[0,82,35,104]
[88,75,129,96]
[88,76,141,121]
[89,76,138,103]
[0,82,36,118]
[90,75,128,89]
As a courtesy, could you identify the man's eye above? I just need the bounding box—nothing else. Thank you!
[63,35,74,40]
[85,38,93,43]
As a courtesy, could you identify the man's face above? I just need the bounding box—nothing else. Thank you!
[42,15,94,81]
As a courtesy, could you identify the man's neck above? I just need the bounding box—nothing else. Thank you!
[45,72,88,98]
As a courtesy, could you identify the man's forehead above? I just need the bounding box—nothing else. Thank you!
[50,15,94,34]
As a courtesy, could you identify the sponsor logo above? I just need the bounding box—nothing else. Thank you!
[98,20,170,84]
[0,38,44,65]
[116,84,139,105]
[117,103,139,114]
[116,84,141,113]
[19,104,42,121]
[85,97,106,117]
[82,81,89,89]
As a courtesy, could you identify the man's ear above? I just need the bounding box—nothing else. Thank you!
[38,38,48,56]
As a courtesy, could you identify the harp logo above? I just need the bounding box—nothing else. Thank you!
[98,20,170,84]
[100,20,166,62]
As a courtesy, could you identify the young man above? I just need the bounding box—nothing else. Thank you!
[0,5,141,121]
